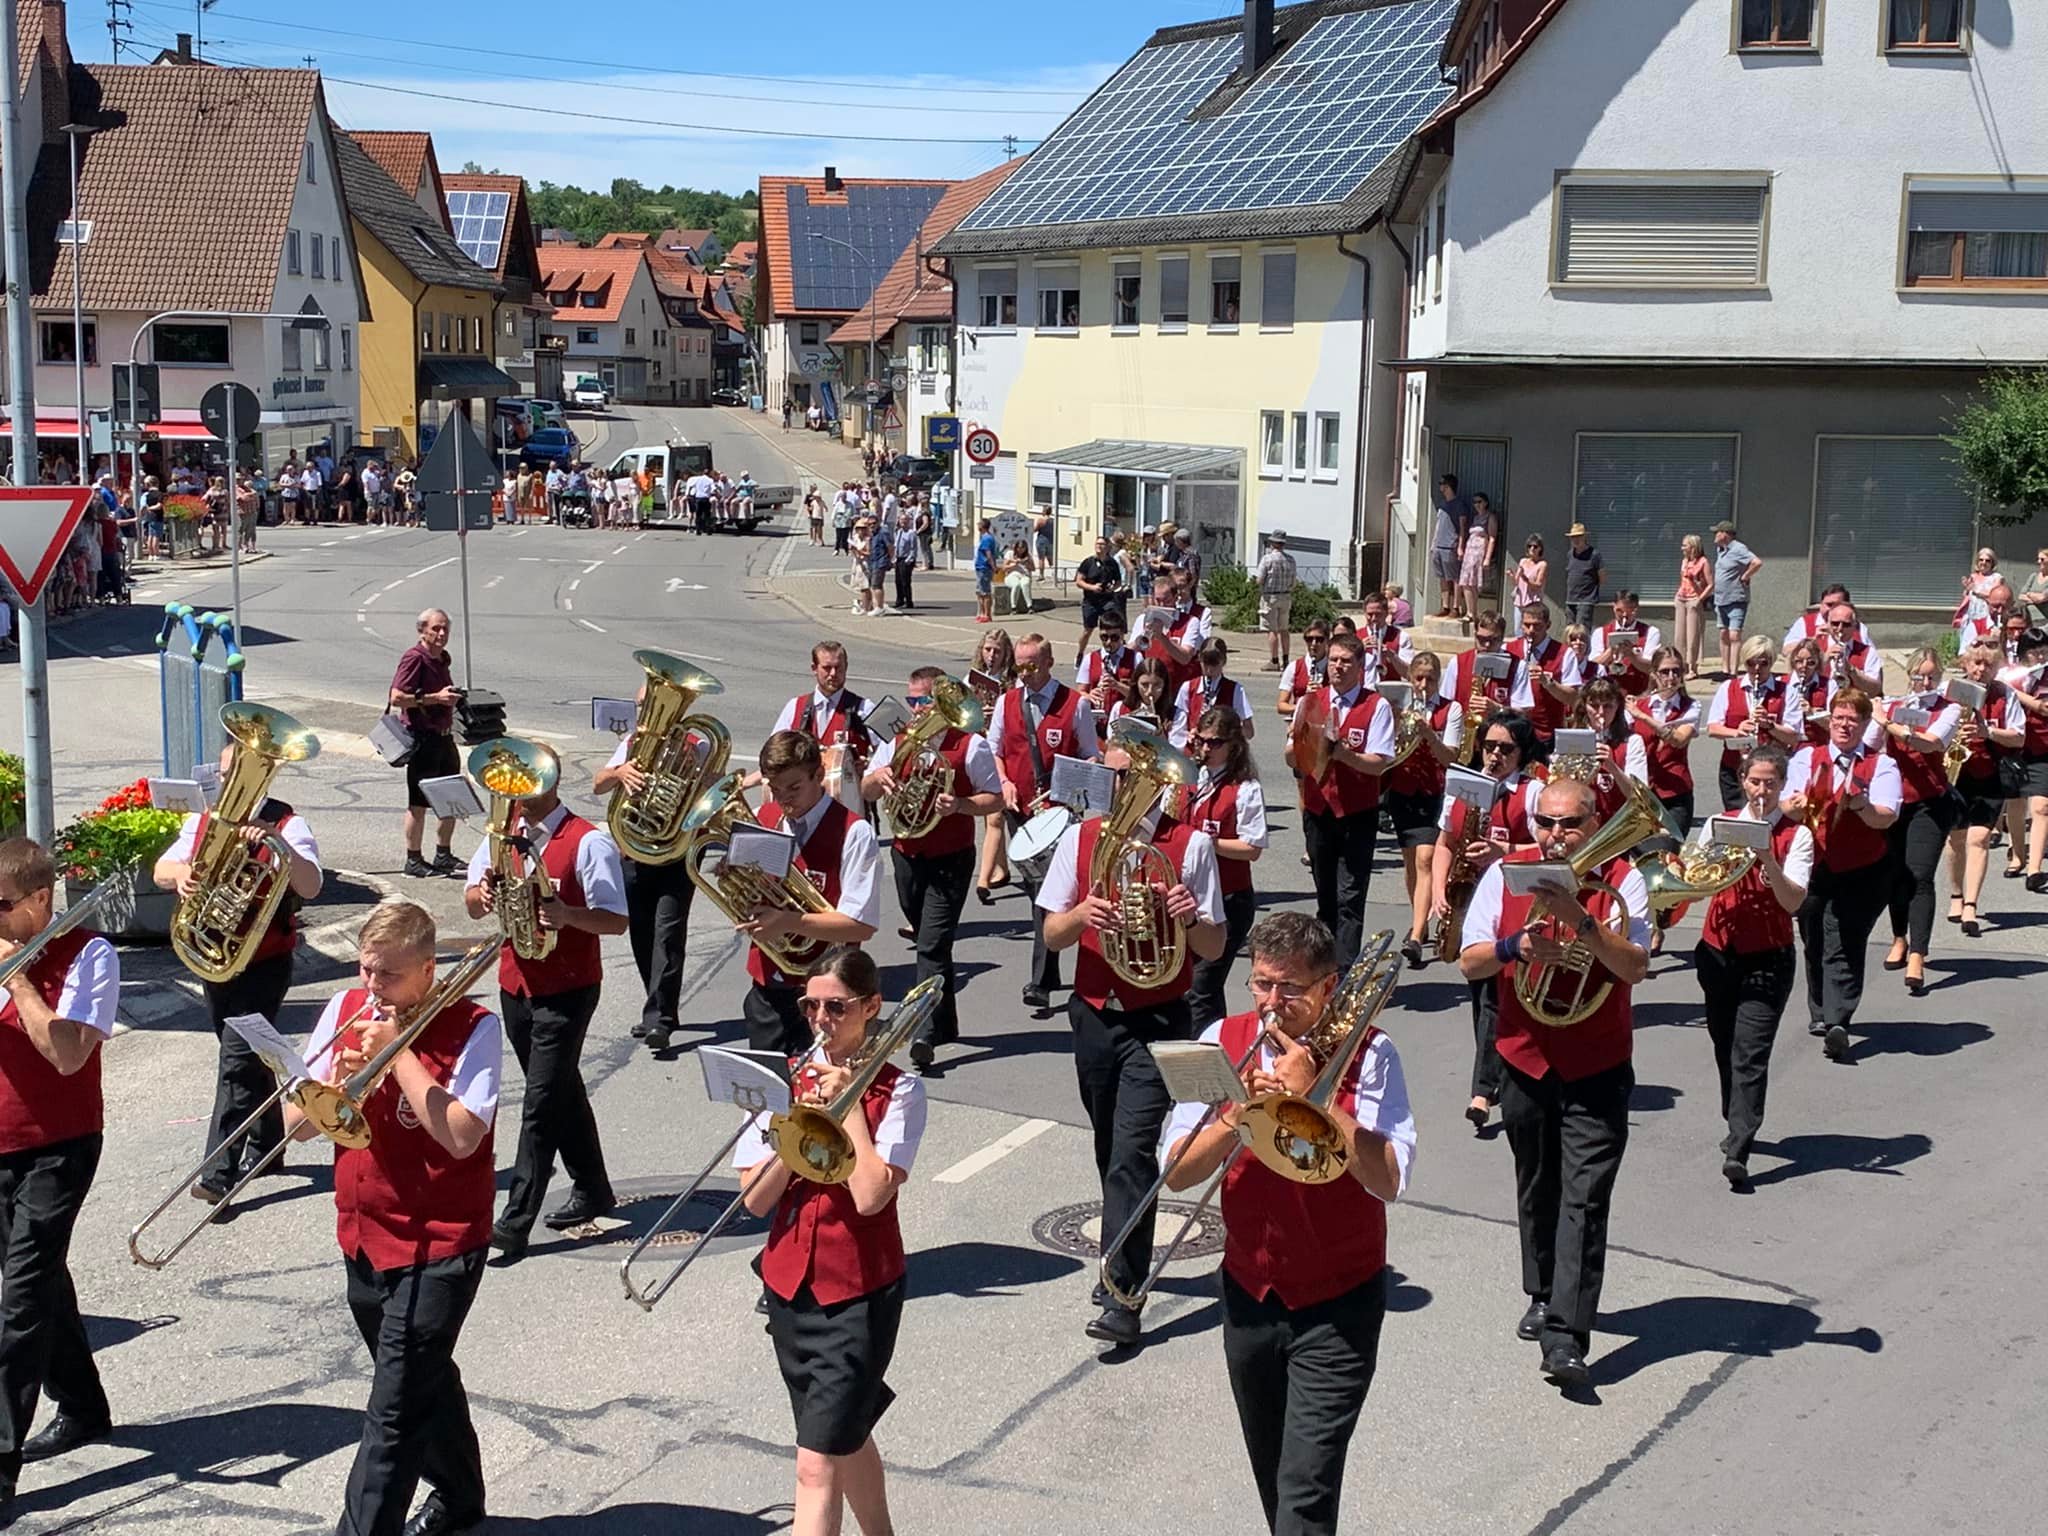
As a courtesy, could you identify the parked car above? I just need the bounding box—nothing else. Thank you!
[567,375,611,409]
[518,426,580,469]
[710,386,745,406]
[885,454,949,492]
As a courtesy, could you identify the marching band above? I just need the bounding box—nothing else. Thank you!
[10,574,2048,1533]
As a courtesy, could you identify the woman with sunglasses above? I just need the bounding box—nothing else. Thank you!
[1630,646,1699,836]
[1706,637,1798,811]
[738,947,926,1536]
[1876,650,1962,994]
[1783,637,1833,747]
[1431,709,1542,1131]
[1944,645,2020,938]
[1180,709,1268,1027]
[1570,679,1647,823]
[1386,650,1463,969]
[971,628,1017,906]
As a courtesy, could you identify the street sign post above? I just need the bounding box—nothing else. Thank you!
[926,415,961,454]
[417,406,499,688]
[201,380,262,635]
[965,427,1000,464]
[968,464,995,480]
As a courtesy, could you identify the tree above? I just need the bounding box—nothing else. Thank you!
[1949,370,2048,529]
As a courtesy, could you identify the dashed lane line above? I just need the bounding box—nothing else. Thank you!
[611,544,629,556]
[576,619,607,634]
[563,597,574,611]
[932,1119,1058,1184]
[567,578,581,592]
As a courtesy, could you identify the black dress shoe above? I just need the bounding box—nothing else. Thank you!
[629,1020,650,1040]
[402,1496,485,1536]
[21,1411,110,1462]
[1823,1024,1850,1061]
[2029,872,2048,895]
[1516,1298,1549,1342]
[1021,985,1051,1010]
[543,1191,617,1230]
[1401,938,1426,970]
[189,1178,231,1206]
[1541,1342,1590,1388]
[488,1223,527,1263]
[1722,1156,1750,1190]
[1807,1020,1827,1037]
[1084,1303,1141,1347]
[909,1038,936,1072]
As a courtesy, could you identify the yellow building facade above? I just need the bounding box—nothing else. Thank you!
[352,232,499,457]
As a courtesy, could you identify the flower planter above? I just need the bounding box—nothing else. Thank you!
[65,866,175,944]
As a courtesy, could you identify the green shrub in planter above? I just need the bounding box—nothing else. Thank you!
[1203,562,1343,634]
[52,779,185,884]
[0,752,23,836]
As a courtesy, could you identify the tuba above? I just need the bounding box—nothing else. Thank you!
[607,650,731,865]
[680,773,836,978]
[171,703,322,984]
[1513,773,1665,1028]
[470,737,560,962]
[883,675,985,841]
[1094,719,1198,990]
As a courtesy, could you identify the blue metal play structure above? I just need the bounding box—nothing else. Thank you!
[156,604,243,776]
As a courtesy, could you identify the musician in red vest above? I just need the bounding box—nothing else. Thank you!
[1355,590,1411,684]
[1180,709,1269,1027]
[989,634,1101,1010]
[462,754,628,1262]
[1135,570,1210,696]
[1819,603,1886,696]
[1460,777,1650,1388]
[1878,649,1963,995]
[1284,632,1395,967]
[771,641,874,809]
[1162,912,1414,1536]
[1781,690,1902,1062]
[291,900,500,1536]
[1275,619,1331,724]
[1387,650,1462,970]
[1169,639,1257,751]
[736,731,882,1058]
[1074,608,1138,717]
[0,840,119,1501]
[861,667,1002,1071]
[1705,638,1802,810]
[1695,746,1812,1189]
[1779,582,1868,658]
[737,948,926,1536]
[1040,771,1225,1348]
[153,746,323,1204]
[1506,601,1583,752]
[1590,591,1659,697]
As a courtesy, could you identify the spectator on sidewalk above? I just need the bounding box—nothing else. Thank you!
[893,515,920,611]
[1001,540,1036,615]
[299,459,324,524]
[974,518,999,624]
[833,483,855,553]
[916,496,936,570]
[1032,508,1055,580]
[279,456,302,525]
[236,472,260,553]
[140,475,165,559]
[389,608,463,878]
[1256,531,1299,672]
[1564,522,1605,629]
[805,484,825,546]
[782,395,794,431]
[864,515,892,614]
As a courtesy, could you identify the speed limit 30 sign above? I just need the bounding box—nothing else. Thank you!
[964,427,1001,464]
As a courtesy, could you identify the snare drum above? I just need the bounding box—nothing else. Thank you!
[1007,805,1076,867]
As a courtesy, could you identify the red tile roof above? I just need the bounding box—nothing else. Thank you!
[539,247,649,325]
[440,171,541,284]
[827,160,1022,345]
[349,130,438,200]
[756,175,950,320]
[595,231,654,249]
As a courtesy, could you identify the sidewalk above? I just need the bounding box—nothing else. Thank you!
[724,405,869,490]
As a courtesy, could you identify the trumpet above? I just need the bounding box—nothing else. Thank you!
[130,938,500,1269]
[1513,775,1664,1028]
[607,650,731,865]
[680,774,836,978]
[620,977,944,1311]
[470,737,560,962]
[883,675,984,841]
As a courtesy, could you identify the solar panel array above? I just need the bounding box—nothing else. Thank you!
[958,0,1455,233]
[446,189,511,271]
[786,183,948,312]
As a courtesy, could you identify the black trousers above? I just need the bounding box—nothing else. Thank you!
[1007,813,1062,992]
[1468,979,1503,1105]
[892,845,974,1042]
[623,857,695,1036]
[201,947,295,1186]
[1498,1058,1632,1352]
[0,1134,106,1482]
[1696,942,1794,1162]
[498,984,610,1236]
[340,1247,487,1536]
[1658,790,1695,840]
[893,558,915,609]
[1189,886,1258,1028]
[691,496,713,534]
[1222,1268,1386,1536]
[1069,993,1192,1302]
[834,524,850,554]
[745,982,810,1059]
[1717,760,1743,813]
[1887,795,1958,955]
[1798,861,1890,1029]
[1303,808,1377,966]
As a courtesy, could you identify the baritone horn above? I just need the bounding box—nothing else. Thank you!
[1513,774,1665,1028]
[679,773,836,977]
[1095,719,1197,990]
[607,650,731,864]
[469,737,561,962]
[884,675,985,841]
[170,702,321,984]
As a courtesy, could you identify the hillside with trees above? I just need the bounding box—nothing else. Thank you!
[460,166,758,249]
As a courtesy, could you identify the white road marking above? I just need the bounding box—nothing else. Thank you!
[611,544,629,555]
[635,532,648,542]
[665,577,706,593]
[933,1119,1057,1184]
[382,580,406,591]
[511,528,528,538]
[768,536,798,580]
[576,619,607,634]
[519,557,541,562]
[344,533,360,541]
[562,597,573,611]
[581,560,603,574]
[485,575,503,590]
[404,556,459,581]
[356,612,367,623]
[364,591,381,604]
[567,578,581,592]
[671,648,725,664]
[319,540,339,548]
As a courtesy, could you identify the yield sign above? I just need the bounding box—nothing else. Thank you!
[0,487,94,606]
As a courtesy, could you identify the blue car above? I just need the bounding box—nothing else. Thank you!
[518,426,579,469]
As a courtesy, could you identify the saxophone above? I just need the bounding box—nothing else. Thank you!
[469,737,560,962]
[607,649,731,865]
[1461,649,1493,759]
[884,675,985,840]
[1093,719,1198,989]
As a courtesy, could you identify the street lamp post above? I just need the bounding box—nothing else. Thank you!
[808,231,878,453]
[60,123,94,489]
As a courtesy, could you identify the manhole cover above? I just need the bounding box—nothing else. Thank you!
[1030,1199,1226,1262]
[549,1174,767,1262]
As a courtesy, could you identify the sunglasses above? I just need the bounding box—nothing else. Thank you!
[906,695,934,708]
[1531,812,1590,831]
[799,996,870,1018]
[1481,740,1515,757]
[1655,666,1684,677]
[1305,634,1329,643]
[1189,734,1221,749]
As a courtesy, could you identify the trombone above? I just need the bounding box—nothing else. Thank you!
[129,938,500,1270]
[1098,934,1400,1311]
[621,977,944,1311]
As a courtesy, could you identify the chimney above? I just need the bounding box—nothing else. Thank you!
[823,165,843,193]
[1243,0,1275,74]
[175,32,192,63]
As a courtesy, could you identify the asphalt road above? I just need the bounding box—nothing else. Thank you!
[0,403,2040,1534]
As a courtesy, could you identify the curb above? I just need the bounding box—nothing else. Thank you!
[723,408,865,490]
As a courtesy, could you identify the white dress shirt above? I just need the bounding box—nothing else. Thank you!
[1784,743,1904,814]
[1461,858,1653,953]
[53,938,120,1036]
[866,732,1002,793]
[1887,693,1962,747]
[1509,639,1585,708]
[1287,686,1399,759]
[1035,813,1226,924]
[163,810,323,897]
[463,803,628,915]
[986,679,1101,761]
[734,1050,927,1173]
[1711,803,1814,892]
[779,792,882,928]
[304,992,502,1122]
[1169,676,1255,748]
[773,688,862,740]
[1182,772,1269,848]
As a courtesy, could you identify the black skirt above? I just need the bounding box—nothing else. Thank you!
[766,1276,906,1455]
[1383,788,1445,849]
[1956,773,2008,828]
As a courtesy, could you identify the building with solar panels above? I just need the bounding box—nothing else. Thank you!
[934,0,1455,596]
[1388,0,2048,638]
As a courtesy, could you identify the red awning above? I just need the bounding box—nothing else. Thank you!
[147,421,213,440]
[28,418,81,438]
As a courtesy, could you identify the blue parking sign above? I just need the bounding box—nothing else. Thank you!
[926,415,961,454]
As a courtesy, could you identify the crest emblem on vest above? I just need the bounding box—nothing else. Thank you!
[1202,818,1222,835]
[1345,728,1366,749]
[1046,727,1064,748]
[396,1093,422,1131]
[804,867,828,892]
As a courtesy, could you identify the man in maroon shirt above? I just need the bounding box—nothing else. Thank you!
[388,609,464,878]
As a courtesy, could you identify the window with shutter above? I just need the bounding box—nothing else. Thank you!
[1573,435,1738,594]
[1554,180,1769,287]
[1260,250,1295,330]
[976,266,1017,328]
[1903,185,2048,287]
[1812,438,1977,607]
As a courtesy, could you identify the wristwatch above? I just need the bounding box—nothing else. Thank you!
[1574,912,1597,938]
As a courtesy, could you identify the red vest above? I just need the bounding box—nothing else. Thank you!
[1387,696,1454,798]
[1884,699,1951,806]
[1216,1011,1385,1308]
[1599,621,1654,696]
[1079,646,1138,696]
[1300,689,1388,817]
[1716,678,1786,770]
[758,1064,907,1305]
[995,683,1085,798]
[497,812,604,997]
[1175,675,1245,734]
[1632,695,1695,795]
[2017,670,2048,757]
[1143,605,1209,694]
[1959,687,2013,784]
[1284,654,1329,700]
[1177,777,1253,895]
[332,990,495,1267]
[1702,816,1803,955]
[746,799,852,988]
[787,691,872,763]
[1072,816,1199,1011]
[891,728,977,859]
[1801,746,1888,873]
[1589,740,1632,821]
[1508,635,1570,738]
[1492,850,1636,1081]
[191,799,302,963]
[0,928,103,1153]
[1452,647,1512,726]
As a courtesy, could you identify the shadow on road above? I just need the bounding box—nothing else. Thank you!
[1591,1294,1883,1387]
[1629,1081,1684,1113]
[1848,1020,1993,1059]
[494,1502,792,1533]
[1746,1131,1933,1187]
[909,1239,1081,1300]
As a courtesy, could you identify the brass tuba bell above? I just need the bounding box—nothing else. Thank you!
[1094,718,1199,990]
[883,675,985,841]
[607,650,731,865]
[470,736,561,962]
[679,773,838,978]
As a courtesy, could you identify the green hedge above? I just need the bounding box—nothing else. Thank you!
[1203,563,1342,634]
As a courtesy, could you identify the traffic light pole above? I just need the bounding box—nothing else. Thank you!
[452,400,473,690]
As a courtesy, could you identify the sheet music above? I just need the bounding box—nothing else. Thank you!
[862,696,910,740]
[223,1014,314,1086]
[147,778,209,814]
[420,774,486,822]
[966,668,1005,699]
[1475,651,1513,682]
[1444,765,1501,810]
[1501,859,1575,899]
[698,1046,793,1115]
[1151,1040,1249,1106]
[1706,815,1771,851]
[1945,679,1988,710]
[1892,705,1932,730]
[591,696,637,735]
[1375,681,1413,711]
[1051,756,1118,815]
[726,823,797,878]
[1553,728,1598,758]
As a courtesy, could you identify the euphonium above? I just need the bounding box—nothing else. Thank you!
[884,675,985,841]
[1094,718,1198,990]
[679,773,836,977]
[1513,773,1665,1028]
[170,702,321,984]
[607,650,731,865]
[469,737,560,962]
[1386,701,1426,773]
[1237,933,1403,1184]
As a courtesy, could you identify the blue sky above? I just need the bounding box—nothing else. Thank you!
[83,1,1242,193]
